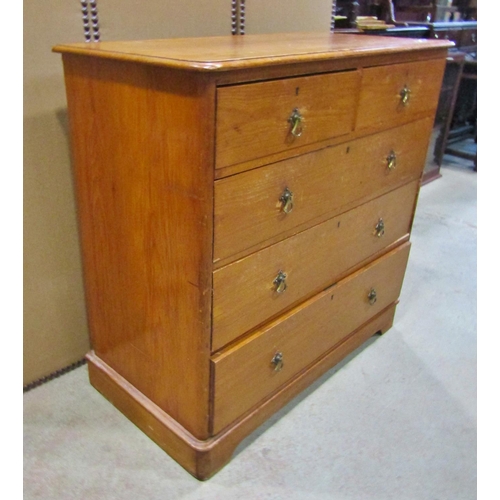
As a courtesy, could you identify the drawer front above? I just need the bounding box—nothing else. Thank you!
[215,70,360,169]
[355,58,445,131]
[212,181,418,351]
[214,117,431,262]
[211,243,411,433]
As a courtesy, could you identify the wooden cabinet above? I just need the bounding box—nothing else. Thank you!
[53,33,451,480]
[424,21,477,181]
[390,0,477,24]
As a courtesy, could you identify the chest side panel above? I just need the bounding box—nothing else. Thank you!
[63,55,215,440]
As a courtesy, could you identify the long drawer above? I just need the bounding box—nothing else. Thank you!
[212,181,418,351]
[215,70,360,169]
[214,117,431,263]
[211,242,411,434]
[355,58,445,131]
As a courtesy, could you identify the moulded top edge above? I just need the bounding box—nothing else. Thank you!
[52,32,454,72]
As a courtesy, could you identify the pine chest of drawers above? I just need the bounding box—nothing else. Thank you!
[54,33,451,480]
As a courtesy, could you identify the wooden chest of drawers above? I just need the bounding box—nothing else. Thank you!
[54,33,451,480]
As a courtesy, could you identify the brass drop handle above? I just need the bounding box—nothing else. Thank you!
[400,86,411,106]
[387,150,397,171]
[288,108,303,137]
[368,288,377,305]
[271,352,284,372]
[273,270,288,294]
[374,218,385,238]
[279,187,294,214]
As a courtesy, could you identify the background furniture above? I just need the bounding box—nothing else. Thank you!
[335,1,477,182]
[413,20,477,180]
[442,56,476,170]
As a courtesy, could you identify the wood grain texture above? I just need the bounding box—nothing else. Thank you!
[215,70,360,169]
[356,58,446,131]
[87,353,201,475]
[211,243,411,434]
[214,47,452,87]
[214,117,432,263]
[212,181,418,351]
[63,55,215,439]
[53,33,452,72]
[213,109,435,180]
[55,34,450,479]
[87,302,397,480]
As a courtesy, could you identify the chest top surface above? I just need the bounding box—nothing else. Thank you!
[53,32,453,71]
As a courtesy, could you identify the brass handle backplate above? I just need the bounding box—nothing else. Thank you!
[400,86,411,106]
[368,288,377,305]
[387,150,397,171]
[273,270,288,294]
[279,187,294,214]
[374,218,385,238]
[288,108,303,137]
[271,352,284,372]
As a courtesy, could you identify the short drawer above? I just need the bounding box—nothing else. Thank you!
[212,181,418,351]
[215,70,360,169]
[214,117,432,263]
[355,58,445,131]
[211,242,411,433]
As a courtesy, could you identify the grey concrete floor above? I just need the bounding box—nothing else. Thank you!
[24,157,477,500]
